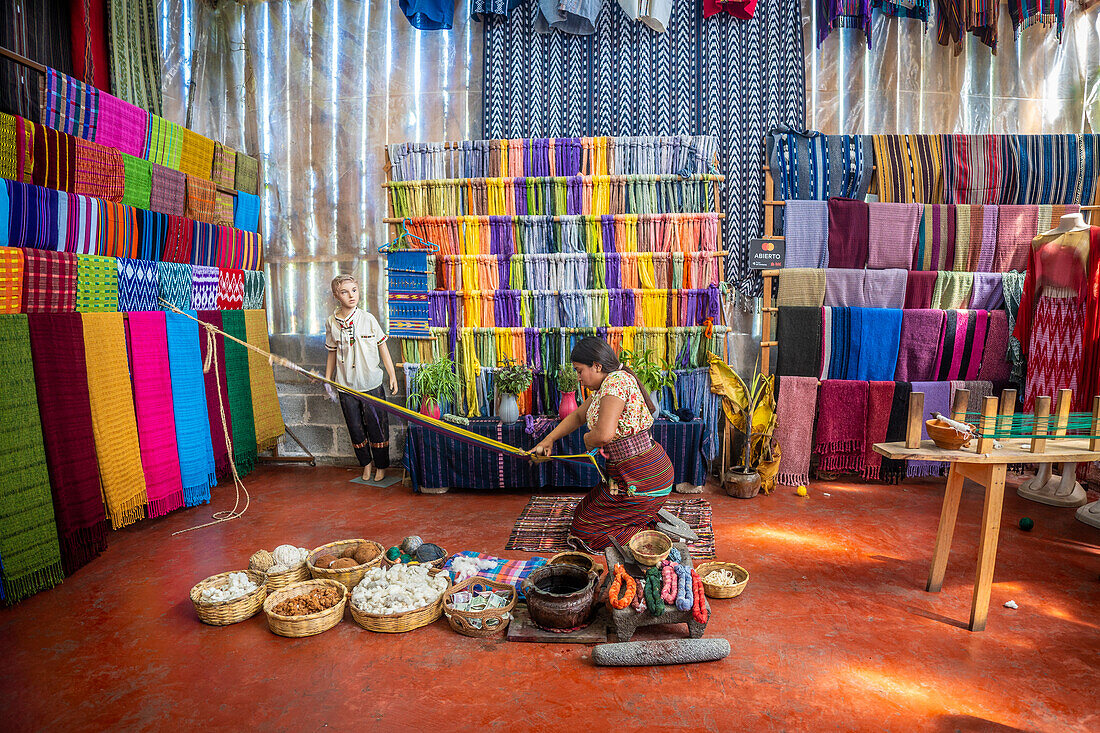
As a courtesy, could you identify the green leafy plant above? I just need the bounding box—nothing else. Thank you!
[495,359,534,396]
[709,354,779,493]
[555,367,579,393]
[407,357,459,408]
[620,348,677,394]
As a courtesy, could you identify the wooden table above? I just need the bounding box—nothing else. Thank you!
[873,437,1100,631]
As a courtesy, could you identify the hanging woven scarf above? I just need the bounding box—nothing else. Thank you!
[766,126,874,201]
[27,313,108,574]
[185,174,216,223]
[0,314,65,603]
[0,247,23,313]
[31,123,76,192]
[244,309,285,452]
[872,0,929,19]
[21,248,77,312]
[936,0,999,51]
[73,137,124,202]
[243,269,265,309]
[116,257,158,311]
[942,135,1007,205]
[195,311,234,477]
[7,180,56,249]
[216,267,244,310]
[80,311,148,527]
[872,135,945,204]
[221,309,257,476]
[107,0,164,114]
[94,91,148,158]
[43,68,99,139]
[235,153,259,195]
[157,261,191,311]
[191,264,219,310]
[1010,135,1100,206]
[817,0,873,48]
[914,204,956,270]
[164,309,216,506]
[149,163,186,216]
[120,152,152,209]
[76,253,119,312]
[161,214,193,263]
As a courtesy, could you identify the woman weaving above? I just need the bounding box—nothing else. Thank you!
[531,337,675,551]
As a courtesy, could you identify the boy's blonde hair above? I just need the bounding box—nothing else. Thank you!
[331,273,358,296]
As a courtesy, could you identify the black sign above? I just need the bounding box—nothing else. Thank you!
[748,238,785,269]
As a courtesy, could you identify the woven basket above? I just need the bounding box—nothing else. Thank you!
[308,539,384,591]
[263,579,347,638]
[382,546,449,571]
[695,561,749,599]
[265,562,311,592]
[442,577,516,638]
[348,567,449,633]
[190,570,268,626]
[627,530,672,566]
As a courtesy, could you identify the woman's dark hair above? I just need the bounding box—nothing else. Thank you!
[570,337,656,414]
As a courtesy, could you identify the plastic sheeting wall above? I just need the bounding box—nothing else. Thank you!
[804,4,1100,134]
[160,0,482,335]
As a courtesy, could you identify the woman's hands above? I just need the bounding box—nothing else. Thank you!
[531,439,554,459]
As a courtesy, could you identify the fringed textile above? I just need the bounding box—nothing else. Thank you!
[872,0,929,20]
[817,0,873,48]
[814,379,868,473]
[75,253,118,312]
[775,376,819,486]
[0,314,65,603]
[221,309,257,476]
[244,308,286,451]
[27,313,107,574]
[862,381,896,481]
[80,311,147,528]
[906,381,950,477]
[936,0,999,52]
[1008,0,1066,41]
[164,310,215,507]
[126,310,184,518]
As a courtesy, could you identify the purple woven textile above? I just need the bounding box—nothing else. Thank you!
[895,309,946,382]
[867,202,922,269]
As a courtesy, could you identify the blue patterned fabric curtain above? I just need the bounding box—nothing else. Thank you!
[482,0,806,291]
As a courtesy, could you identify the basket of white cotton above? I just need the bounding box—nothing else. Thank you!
[348,564,451,633]
[695,561,749,599]
[254,545,312,592]
[190,570,268,626]
[442,577,516,638]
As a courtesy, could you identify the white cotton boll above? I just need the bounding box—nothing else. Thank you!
[200,572,258,604]
[350,564,446,614]
[273,544,304,567]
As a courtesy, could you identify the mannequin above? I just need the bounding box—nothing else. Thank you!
[1015,214,1098,508]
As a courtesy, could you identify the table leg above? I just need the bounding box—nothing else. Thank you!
[969,464,1007,632]
[926,463,965,593]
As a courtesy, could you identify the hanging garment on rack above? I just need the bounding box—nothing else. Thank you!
[896,309,946,382]
[862,380,897,481]
[827,197,869,269]
[776,306,822,378]
[27,313,107,575]
[814,379,869,474]
[872,135,945,204]
[775,376,819,487]
[953,204,998,272]
[969,272,1005,310]
[853,307,902,381]
[867,202,921,270]
[766,128,873,201]
[817,0,873,47]
[931,271,973,309]
[904,271,937,309]
[914,204,956,271]
[978,309,1011,382]
[933,310,990,381]
[936,0,999,52]
[777,268,825,307]
[783,200,829,267]
[872,0,929,20]
[942,135,1010,205]
[1007,0,1066,41]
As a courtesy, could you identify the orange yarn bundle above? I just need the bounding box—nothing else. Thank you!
[608,564,636,610]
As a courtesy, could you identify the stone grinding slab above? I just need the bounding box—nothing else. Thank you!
[591,638,731,666]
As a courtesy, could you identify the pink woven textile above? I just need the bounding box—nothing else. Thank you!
[814,379,868,474]
[125,310,184,518]
[94,92,148,158]
[993,205,1038,272]
[775,376,818,487]
[978,309,1011,382]
[867,203,922,269]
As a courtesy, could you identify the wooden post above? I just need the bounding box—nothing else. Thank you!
[1052,389,1072,437]
[1091,395,1100,452]
[951,389,970,422]
[763,166,775,237]
[760,270,775,376]
[975,396,998,454]
[906,392,925,449]
[997,388,1017,437]
[1030,395,1051,454]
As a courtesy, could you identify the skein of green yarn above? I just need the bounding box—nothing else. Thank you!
[645,566,665,616]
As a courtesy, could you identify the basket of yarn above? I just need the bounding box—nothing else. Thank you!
[695,561,749,599]
[348,566,451,634]
[263,579,348,638]
[250,546,312,592]
[308,539,385,591]
[442,577,517,638]
[382,542,449,570]
[190,570,268,626]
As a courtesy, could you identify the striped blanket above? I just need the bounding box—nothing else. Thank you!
[21,248,77,312]
[872,134,944,203]
[766,127,873,201]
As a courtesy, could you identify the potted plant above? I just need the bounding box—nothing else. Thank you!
[494,359,533,424]
[556,367,580,420]
[621,348,677,417]
[708,353,779,499]
[407,357,459,420]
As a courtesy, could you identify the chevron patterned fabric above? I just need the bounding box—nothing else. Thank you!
[482,0,805,290]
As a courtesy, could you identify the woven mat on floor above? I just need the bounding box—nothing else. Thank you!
[505,496,715,559]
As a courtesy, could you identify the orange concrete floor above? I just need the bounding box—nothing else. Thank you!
[1,465,1098,732]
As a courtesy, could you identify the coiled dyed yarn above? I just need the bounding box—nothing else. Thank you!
[608,564,636,610]
[691,569,708,624]
[660,560,677,604]
[674,563,693,611]
[644,566,664,616]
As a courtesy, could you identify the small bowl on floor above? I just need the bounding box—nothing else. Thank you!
[627,530,672,566]
[926,418,974,451]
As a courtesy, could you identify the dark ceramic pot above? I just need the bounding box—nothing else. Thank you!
[725,469,761,499]
[521,564,599,630]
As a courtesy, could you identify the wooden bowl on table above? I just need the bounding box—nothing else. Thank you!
[627,530,672,566]
[925,418,974,451]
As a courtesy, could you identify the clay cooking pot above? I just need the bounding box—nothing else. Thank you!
[521,564,599,630]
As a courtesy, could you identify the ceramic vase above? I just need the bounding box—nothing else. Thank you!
[499,393,520,423]
[558,391,579,420]
[420,400,441,420]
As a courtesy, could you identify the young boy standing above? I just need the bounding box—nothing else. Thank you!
[325,274,399,482]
